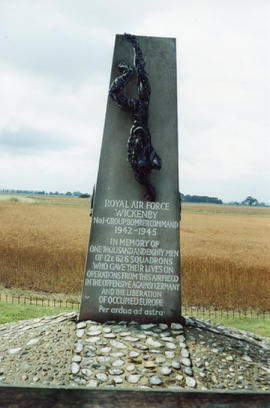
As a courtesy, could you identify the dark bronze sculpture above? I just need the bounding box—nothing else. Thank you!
[109,33,162,201]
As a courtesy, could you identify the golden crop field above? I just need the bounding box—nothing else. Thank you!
[1,195,270,310]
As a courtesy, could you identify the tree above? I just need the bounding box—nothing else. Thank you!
[241,196,259,206]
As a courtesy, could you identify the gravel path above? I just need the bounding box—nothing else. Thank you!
[0,312,269,391]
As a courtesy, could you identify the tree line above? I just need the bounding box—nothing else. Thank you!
[180,193,222,204]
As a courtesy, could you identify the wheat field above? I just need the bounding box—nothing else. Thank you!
[1,196,270,310]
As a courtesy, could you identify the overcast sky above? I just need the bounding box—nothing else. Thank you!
[0,0,269,203]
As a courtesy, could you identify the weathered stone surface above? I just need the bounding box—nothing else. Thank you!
[79,34,181,324]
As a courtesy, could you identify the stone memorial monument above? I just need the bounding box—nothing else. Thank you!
[79,34,181,323]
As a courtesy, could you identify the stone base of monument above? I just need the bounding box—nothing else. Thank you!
[0,312,270,401]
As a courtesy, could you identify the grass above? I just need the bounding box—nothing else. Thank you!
[211,316,270,338]
[0,197,270,311]
[183,309,270,338]
[0,301,76,324]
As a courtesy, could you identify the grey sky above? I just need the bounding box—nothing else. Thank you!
[0,0,269,202]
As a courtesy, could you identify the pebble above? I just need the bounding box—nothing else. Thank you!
[82,369,93,377]
[26,338,40,346]
[171,323,183,330]
[126,364,135,371]
[243,355,253,362]
[112,359,124,367]
[87,330,101,336]
[109,368,123,375]
[127,374,140,383]
[74,343,83,353]
[165,351,175,359]
[72,356,82,363]
[103,327,111,333]
[77,322,86,330]
[71,363,80,374]
[85,337,100,343]
[172,361,181,369]
[161,337,174,342]
[110,340,127,349]
[160,366,171,375]
[133,343,148,350]
[104,333,116,338]
[181,357,191,367]
[88,379,98,387]
[88,325,101,331]
[8,348,21,355]
[166,343,177,350]
[100,347,111,354]
[82,359,93,366]
[124,336,139,342]
[76,329,85,338]
[155,357,166,364]
[84,351,95,358]
[74,377,86,385]
[186,376,196,388]
[92,364,106,370]
[181,348,189,358]
[96,373,108,382]
[129,351,140,358]
[184,367,193,376]
[97,356,110,363]
[146,338,162,348]
[113,376,123,384]
[110,352,125,358]
[141,324,156,330]
[149,375,163,385]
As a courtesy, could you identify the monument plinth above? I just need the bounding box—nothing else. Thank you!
[79,34,181,323]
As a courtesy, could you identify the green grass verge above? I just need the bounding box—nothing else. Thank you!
[0,302,78,324]
[210,316,270,338]
[190,313,270,338]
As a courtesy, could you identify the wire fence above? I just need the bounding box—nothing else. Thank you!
[182,305,270,320]
[1,293,270,320]
[0,293,80,310]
